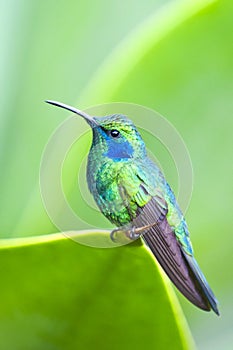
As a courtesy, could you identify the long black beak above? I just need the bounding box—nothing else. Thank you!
[45,100,98,126]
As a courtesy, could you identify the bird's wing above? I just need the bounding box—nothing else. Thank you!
[119,170,215,311]
[137,196,217,312]
[117,162,167,224]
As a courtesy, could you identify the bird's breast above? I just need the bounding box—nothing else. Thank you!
[87,157,139,226]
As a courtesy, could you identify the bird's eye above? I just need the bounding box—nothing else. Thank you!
[110,129,120,138]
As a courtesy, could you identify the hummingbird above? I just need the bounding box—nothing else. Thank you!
[46,100,219,315]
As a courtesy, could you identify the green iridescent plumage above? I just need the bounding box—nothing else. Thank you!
[46,100,219,315]
[87,114,192,255]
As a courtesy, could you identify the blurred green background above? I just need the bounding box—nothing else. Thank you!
[0,0,232,349]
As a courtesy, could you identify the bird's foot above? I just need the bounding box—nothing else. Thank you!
[110,227,130,243]
[110,226,139,243]
[110,223,156,243]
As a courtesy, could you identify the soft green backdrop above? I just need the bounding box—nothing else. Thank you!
[0,0,232,349]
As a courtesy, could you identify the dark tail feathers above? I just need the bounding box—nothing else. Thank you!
[182,250,220,316]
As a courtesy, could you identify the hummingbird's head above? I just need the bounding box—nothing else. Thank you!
[45,100,146,160]
[92,114,146,160]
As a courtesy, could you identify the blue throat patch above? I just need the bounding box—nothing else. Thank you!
[105,139,134,161]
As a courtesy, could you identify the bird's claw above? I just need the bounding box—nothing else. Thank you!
[110,228,120,243]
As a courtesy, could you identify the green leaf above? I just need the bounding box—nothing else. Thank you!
[0,233,193,350]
